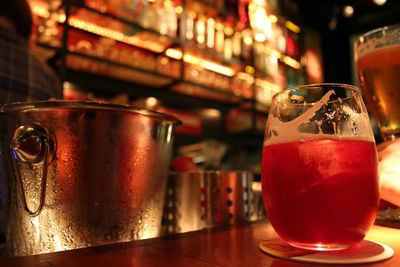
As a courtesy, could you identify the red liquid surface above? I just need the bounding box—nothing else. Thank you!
[262,139,379,250]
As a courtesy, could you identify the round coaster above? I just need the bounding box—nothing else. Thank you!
[259,239,394,265]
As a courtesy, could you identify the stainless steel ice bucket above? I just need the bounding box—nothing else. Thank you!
[163,171,254,234]
[0,101,180,256]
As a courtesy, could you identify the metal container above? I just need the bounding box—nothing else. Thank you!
[163,171,254,234]
[0,101,180,256]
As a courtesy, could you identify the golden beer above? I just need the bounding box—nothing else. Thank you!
[355,25,400,140]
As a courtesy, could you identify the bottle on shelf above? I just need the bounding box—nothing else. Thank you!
[232,30,242,59]
[240,28,254,66]
[195,14,206,47]
[29,0,310,111]
[223,23,234,61]
[186,11,196,42]
[206,16,215,49]
[215,20,225,54]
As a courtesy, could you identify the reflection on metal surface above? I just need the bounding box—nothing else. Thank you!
[163,171,257,235]
[0,101,178,256]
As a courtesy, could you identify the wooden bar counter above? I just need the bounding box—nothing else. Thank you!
[0,221,399,266]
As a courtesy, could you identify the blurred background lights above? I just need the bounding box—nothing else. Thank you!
[343,5,354,17]
[373,0,387,5]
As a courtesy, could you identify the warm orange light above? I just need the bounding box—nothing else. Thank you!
[206,18,215,49]
[199,59,235,76]
[165,48,182,60]
[255,79,282,105]
[254,32,266,42]
[237,72,254,84]
[255,78,281,90]
[256,41,299,69]
[224,26,234,36]
[269,48,281,59]
[31,2,166,53]
[32,2,236,90]
[163,0,173,8]
[30,2,50,17]
[282,55,301,69]
[164,48,235,77]
[245,66,255,74]
[175,6,183,15]
[243,35,253,46]
[215,22,224,31]
[233,32,241,56]
[269,15,278,23]
[69,18,165,53]
[196,17,206,45]
[224,38,232,60]
[285,20,301,33]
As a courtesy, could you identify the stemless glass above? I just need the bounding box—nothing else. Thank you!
[354,24,400,222]
[262,83,379,251]
[354,23,400,141]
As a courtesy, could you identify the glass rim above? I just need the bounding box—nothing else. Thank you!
[272,83,360,106]
[0,100,181,126]
[356,23,400,42]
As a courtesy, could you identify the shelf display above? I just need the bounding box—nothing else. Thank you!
[29,0,319,136]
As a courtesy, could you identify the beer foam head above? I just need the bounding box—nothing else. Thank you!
[355,24,400,61]
[264,84,375,146]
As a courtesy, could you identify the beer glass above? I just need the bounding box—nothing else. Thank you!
[354,24,400,222]
[262,84,379,251]
[354,24,400,141]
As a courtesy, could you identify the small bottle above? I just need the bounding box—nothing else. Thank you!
[215,21,225,54]
[206,17,215,49]
[224,38,232,61]
[196,15,206,47]
[232,31,242,58]
[186,11,196,42]
[241,28,253,66]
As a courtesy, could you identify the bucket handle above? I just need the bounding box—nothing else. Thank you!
[10,123,56,217]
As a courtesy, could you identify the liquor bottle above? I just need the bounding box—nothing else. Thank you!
[232,30,242,58]
[196,14,206,47]
[206,17,215,49]
[186,11,195,42]
[224,37,233,61]
[162,0,178,38]
[241,28,253,66]
[215,20,225,54]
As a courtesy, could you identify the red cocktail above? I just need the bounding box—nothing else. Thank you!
[262,139,379,250]
[262,84,379,251]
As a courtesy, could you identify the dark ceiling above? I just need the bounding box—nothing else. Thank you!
[283,0,400,33]
[277,0,400,84]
